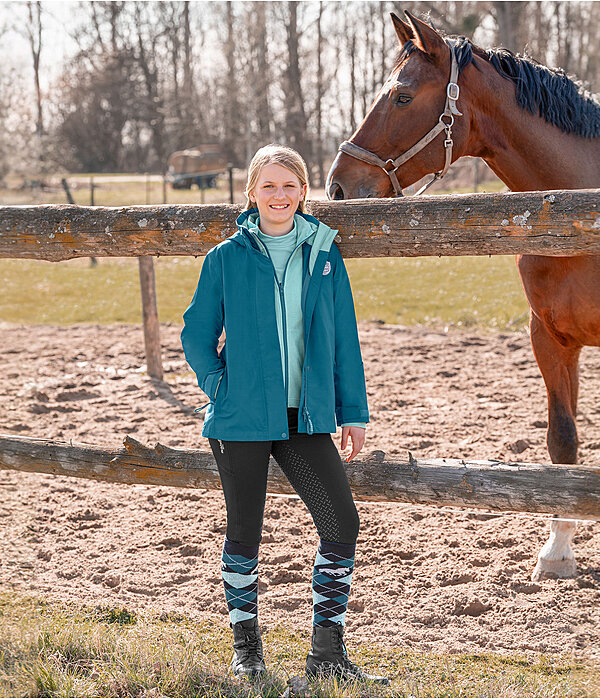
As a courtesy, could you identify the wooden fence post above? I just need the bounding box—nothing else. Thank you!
[138,255,163,380]
[137,173,163,380]
[60,178,74,204]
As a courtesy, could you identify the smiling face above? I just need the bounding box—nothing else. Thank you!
[248,162,307,236]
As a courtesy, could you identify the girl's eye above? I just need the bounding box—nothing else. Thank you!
[396,94,413,105]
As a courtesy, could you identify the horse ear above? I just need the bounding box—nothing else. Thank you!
[404,10,447,61]
[390,12,413,47]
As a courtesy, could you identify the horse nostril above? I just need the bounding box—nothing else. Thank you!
[328,182,345,200]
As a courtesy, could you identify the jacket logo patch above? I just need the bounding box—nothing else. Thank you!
[322,261,331,275]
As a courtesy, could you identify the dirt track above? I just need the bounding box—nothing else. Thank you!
[1,322,599,658]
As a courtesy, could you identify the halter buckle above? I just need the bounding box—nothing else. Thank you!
[447,82,460,101]
[383,159,398,173]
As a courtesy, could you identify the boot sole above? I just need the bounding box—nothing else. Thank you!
[306,665,389,684]
[231,667,266,679]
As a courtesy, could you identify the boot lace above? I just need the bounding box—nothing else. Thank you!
[332,628,350,657]
[243,629,262,660]
[332,627,362,674]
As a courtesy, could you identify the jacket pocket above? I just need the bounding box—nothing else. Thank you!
[201,366,226,402]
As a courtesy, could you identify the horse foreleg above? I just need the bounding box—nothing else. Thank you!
[529,312,581,581]
[530,312,581,465]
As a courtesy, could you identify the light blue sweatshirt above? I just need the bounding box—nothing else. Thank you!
[247,212,366,430]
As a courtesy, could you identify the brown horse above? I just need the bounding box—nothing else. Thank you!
[327,10,600,580]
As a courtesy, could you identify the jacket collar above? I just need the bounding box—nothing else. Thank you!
[234,208,339,275]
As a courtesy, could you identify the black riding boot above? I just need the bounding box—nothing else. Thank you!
[305,623,389,684]
[230,617,266,678]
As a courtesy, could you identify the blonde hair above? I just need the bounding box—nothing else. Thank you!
[244,144,310,212]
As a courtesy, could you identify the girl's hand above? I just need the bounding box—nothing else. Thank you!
[341,426,366,462]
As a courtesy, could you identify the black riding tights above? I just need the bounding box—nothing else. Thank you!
[208,408,360,546]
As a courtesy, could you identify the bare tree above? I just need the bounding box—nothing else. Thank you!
[26,1,44,136]
[314,1,326,186]
[133,3,166,168]
[282,2,310,165]
[223,2,243,165]
[492,1,529,52]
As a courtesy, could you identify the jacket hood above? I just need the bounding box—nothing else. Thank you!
[234,208,339,275]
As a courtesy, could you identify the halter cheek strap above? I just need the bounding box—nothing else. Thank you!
[338,46,462,197]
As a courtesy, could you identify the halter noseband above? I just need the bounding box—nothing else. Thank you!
[337,45,462,197]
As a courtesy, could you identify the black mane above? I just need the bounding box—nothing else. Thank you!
[395,35,600,138]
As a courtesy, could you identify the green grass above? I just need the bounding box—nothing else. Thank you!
[346,255,529,330]
[0,254,529,330]
[0,589,597,698]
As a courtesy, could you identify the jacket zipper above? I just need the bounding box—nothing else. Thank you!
[302,339,313,434]
[258,239,302,403]
[254,234,314,435]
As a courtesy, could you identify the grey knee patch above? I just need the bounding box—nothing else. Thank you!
[275,444,342,542]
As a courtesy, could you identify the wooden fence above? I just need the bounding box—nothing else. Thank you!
[1,189,600,518]
[2,189,599,260]
[1,434,599,519]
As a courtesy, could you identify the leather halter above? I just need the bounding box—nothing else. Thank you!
[337,46,462,197]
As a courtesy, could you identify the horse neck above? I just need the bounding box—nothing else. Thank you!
[462,59,600,192]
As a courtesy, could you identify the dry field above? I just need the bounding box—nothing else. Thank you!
[1,321,599,661]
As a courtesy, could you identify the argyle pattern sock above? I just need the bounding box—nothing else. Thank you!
[312,539,356,627]
[221,538,259,624]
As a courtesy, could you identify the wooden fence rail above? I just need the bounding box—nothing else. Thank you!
[1,189,599,261]
[2,434,599,520]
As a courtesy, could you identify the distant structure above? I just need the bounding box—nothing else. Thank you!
[166,145,228,190]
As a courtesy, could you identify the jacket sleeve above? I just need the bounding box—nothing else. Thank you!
[180,249,225,402]
[332,247,370,426]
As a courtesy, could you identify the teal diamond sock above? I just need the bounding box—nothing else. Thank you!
[221,538,259,624]
[312,539,355,627]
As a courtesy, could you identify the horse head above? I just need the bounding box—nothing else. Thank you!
[327,11,474,200]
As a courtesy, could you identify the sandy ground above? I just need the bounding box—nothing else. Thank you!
[1,321,599,660]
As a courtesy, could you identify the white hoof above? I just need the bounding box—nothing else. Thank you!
[531,555,577,581]
[531,518,577,581]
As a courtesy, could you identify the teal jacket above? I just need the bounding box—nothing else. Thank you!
[181,209,369,441]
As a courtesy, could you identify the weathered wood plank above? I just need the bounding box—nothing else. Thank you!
[1,434,599,520]
[0,189,599,261]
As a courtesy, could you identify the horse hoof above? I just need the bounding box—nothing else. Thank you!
[531,556,577,581]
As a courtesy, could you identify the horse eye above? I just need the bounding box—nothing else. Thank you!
[395,94,413,105]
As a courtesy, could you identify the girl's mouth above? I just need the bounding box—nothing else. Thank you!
[270,204,289,209]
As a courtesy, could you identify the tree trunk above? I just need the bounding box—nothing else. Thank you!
[315,1,325,187]
[27,1,43,136]
[493,1,528,53]
[284,1,310,166]
[224,3,241,165]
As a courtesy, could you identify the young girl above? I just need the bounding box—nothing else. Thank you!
[181,144,387,684]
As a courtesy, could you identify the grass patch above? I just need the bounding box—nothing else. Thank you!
[0,255,529,330]
[0,588,597,697]
[346,255,528,330]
